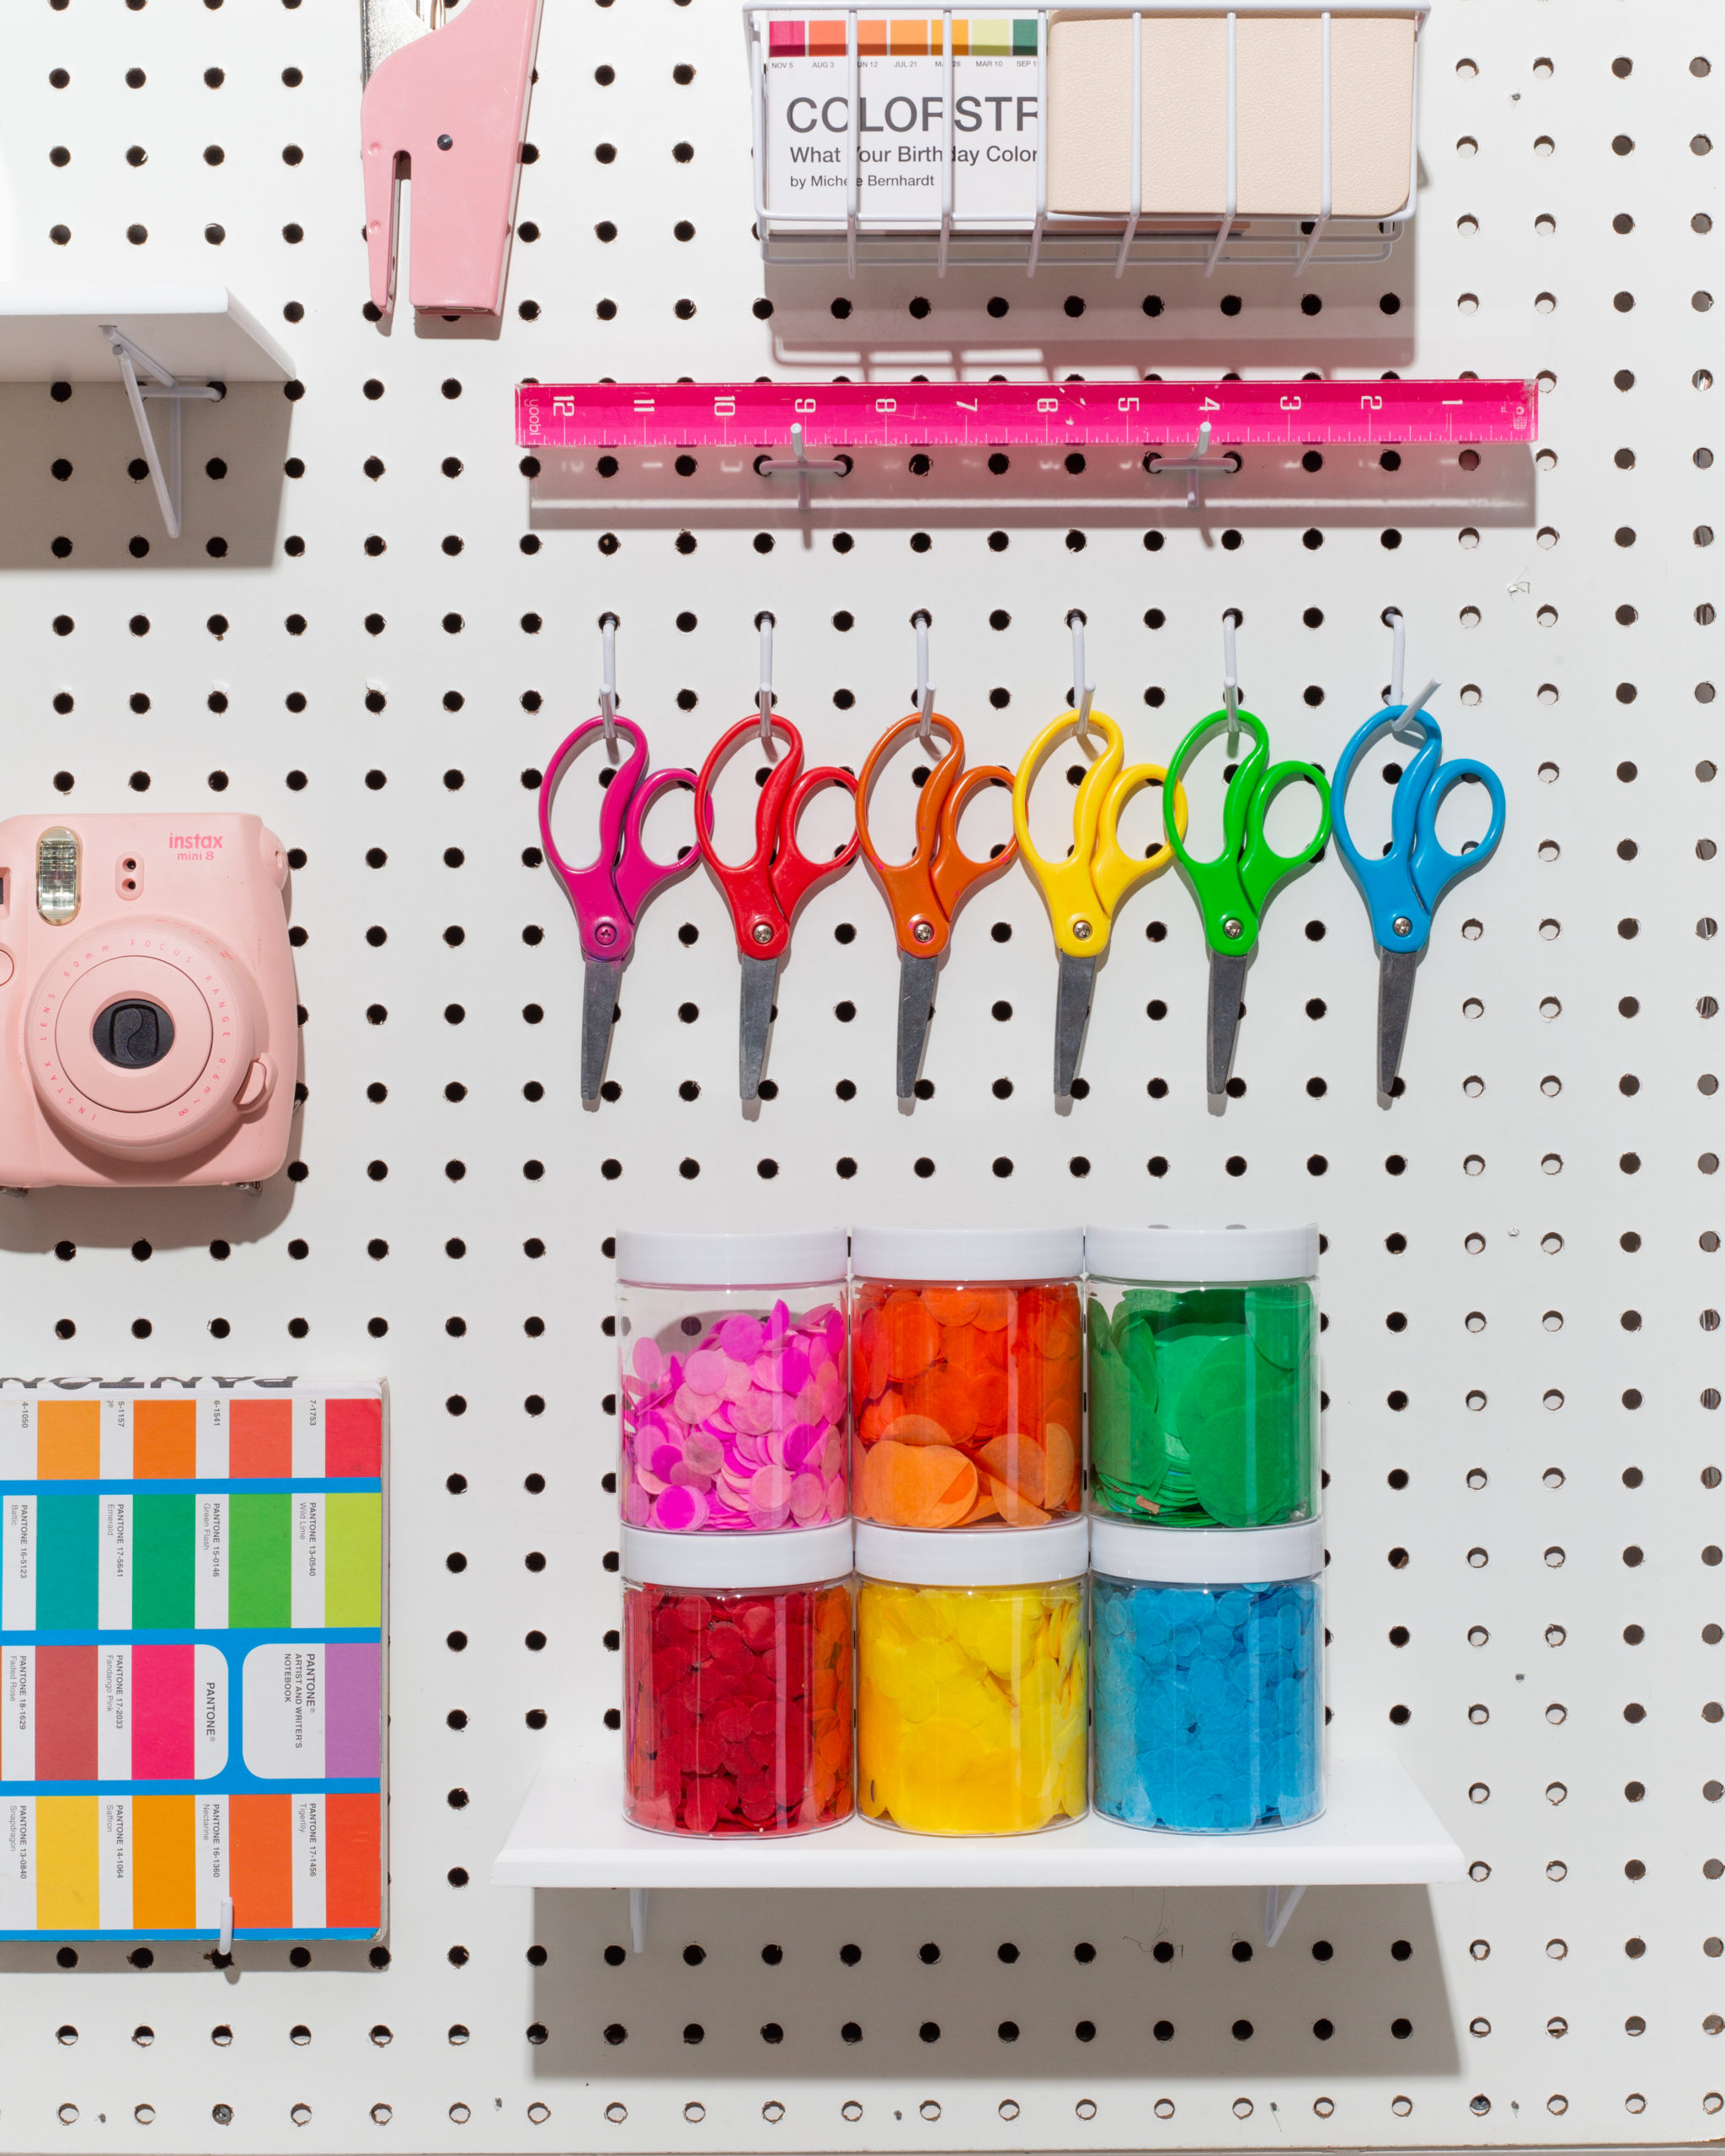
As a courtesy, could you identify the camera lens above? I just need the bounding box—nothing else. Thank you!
[93,999,175,1070]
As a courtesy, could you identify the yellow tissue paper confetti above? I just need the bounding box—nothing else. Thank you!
[857,1579,1087,1834]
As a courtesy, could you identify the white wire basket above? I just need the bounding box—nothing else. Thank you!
[745,0,1431,276]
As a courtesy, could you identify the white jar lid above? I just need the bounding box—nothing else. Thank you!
[1083,1222,1319,1283]
[850,1225,1082,1283]
[622,1521,854,1590]
[855,1518,1089,1587]
[1089,1515,1324,1585]
[616,1229,848,1289]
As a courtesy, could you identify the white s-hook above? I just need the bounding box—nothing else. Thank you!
[1067,610,1094,736]
[756,611,776,747]
[598,612,620,748]
[1382,607,1439,742]
[911,611,935,744]
[1222,608,1241,752]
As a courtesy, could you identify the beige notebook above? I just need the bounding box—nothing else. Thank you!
[1046,12,1416,220]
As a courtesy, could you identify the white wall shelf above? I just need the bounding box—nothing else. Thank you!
[0,282,291,536]
[494,1752,1462,1892]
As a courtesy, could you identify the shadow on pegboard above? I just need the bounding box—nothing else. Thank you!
[524,1882,1459,2082]
[526,440,1533,537]
[0,1175,299,1259]
[0,1935,387,1977]
[0,384,291,573]
[756,211,1421,371]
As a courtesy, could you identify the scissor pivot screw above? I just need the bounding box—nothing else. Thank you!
[1072,919,1092,942]
[752,922,774,946]
[437,133,454,150]
[913,921,935,943]
[1393,915,1413,937]
[595,922,617,947]
[1222,916,1243,939]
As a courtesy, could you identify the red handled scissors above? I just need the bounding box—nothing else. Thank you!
[538,717,703,1103]
[857,712,1017,1100]
[695,716,860,1101]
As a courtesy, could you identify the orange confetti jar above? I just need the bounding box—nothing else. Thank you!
[849,1228,1084,1529]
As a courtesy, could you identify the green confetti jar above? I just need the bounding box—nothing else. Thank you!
[1083,1225,1319,1529]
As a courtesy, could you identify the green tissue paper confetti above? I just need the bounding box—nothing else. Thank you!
[1087,1282,1316,1528]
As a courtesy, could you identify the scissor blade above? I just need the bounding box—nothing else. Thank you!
[1054,952,1097,1099]
[896,954,940,1101]
[580,959,623,1104]
[739,955,779,1102]
[1377,949,1419,1099]
[1207,951,1250,1097]
[360,0,438,83]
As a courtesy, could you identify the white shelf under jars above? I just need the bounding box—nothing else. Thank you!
[492,1752,1464,1950]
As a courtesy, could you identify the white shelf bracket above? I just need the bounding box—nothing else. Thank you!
[629,1885,650,1954]
[1263,1882,1306,1948]
[101,323,224,542]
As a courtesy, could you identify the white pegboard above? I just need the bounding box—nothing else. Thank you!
[0,0,1719,2149]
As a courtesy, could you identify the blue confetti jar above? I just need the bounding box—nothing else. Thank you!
[1090,1517,1324,1833]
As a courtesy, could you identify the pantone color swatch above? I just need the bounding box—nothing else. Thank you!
[0,1384,387,1942]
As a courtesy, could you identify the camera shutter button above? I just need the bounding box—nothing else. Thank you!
[234,1056,273,1111]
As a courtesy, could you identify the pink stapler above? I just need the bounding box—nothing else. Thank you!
[360,0,544,318]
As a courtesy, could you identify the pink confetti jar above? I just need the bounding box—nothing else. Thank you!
[616,1230,851,1534]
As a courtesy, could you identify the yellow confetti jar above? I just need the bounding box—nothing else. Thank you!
[855,1518,1089,1835]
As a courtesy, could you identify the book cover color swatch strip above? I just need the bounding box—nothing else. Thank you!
[0,1793,379,1935]
[761,17,1040,222]
[0,1383,386,1941]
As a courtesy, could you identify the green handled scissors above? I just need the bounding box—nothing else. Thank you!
[1164,709,1332,1097]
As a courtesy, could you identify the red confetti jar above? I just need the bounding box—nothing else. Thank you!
[622,1523,856,1836]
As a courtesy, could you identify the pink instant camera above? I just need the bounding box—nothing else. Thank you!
[0,815,300,1187]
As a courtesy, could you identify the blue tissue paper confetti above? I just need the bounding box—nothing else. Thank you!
[1092,1574,1322,1833]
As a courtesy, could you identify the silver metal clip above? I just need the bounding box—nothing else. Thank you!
[911,611,935,744]
[360,0,443,85]
[756,611,777,747]
[598,612,620,748]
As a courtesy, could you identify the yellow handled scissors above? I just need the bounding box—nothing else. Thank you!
[1012,708,1189,1097]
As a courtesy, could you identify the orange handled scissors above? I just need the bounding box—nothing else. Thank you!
[857,712,1017,1099]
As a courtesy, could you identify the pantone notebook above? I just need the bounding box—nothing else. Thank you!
[0,1382,387,1943]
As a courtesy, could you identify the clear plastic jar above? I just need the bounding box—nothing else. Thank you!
[850,1227,1083,1529]
[616,1230,849,1533]
[1091,1516,1324,1833]
[1084,1225,1319,1529]
[622,1523,855,1835]
[855,1518,1088,1834]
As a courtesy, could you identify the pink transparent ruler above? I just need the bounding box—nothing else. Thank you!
[517,377,1536,449]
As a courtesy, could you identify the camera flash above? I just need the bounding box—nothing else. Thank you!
[36,827,80,926]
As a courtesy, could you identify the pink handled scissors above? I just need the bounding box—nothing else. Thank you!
[538,718,704,1102]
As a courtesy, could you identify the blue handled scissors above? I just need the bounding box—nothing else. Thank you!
[538,717,705,1103]
[1332,704,1506,1098]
